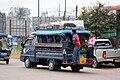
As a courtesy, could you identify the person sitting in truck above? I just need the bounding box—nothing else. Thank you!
[48,37,52,43]
[72,29,81,63]
[55,36,61,43]
[87,32,96,59]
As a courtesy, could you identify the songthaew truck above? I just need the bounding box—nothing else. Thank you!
[20,29,92,72]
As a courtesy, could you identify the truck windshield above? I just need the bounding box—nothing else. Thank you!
[0,37,7,50]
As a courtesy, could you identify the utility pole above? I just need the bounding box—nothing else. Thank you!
[63,0,66,20]
[10,20,11,35]
[76,5,78,19]
[38,0,40,26]
[25,20,27,37]
[59,4,60,17]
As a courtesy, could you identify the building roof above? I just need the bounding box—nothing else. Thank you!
[111,6,120,10]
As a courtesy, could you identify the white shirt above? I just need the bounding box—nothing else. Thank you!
[88,37,96,47]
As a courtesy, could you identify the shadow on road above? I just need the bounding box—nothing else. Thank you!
[35,66,96,74]
[0,62,7,65]
[85,64,120,69]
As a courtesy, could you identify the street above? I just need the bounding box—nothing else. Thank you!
[0,59,120,80]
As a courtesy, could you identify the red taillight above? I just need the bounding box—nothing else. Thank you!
[102,51,106,58]
[86,61,89,64]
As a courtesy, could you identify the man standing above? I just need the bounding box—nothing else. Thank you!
[72,29,81,63]
[87,32,96,59]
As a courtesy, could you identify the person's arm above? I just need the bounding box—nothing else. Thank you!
[72,34,76,44]
[88,37,95,46]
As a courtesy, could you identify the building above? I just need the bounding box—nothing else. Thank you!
[6,17,30,37]
[0,12,6,33]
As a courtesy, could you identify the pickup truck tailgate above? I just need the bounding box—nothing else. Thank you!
[106,49,120,58]
[95,48,120,59]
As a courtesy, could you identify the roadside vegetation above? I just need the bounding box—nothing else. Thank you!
[10,46,21,59]
[77,3,120,37]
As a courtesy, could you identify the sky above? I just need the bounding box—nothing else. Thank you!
[0,0,120,17]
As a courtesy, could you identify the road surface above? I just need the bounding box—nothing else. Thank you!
[0,59,120,80]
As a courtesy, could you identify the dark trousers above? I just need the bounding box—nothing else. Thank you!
[87,47,94,59]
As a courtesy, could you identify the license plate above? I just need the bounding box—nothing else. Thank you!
[115,59,120,62]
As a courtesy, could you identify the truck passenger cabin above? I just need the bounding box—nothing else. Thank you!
[20,30,91,71]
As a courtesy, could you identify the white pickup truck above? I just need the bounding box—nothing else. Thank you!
[92,39,120,68]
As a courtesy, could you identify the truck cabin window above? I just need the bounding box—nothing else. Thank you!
[25,39,33,46]
[37,35,61,43]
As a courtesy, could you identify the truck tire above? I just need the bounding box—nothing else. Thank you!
[25,57,31,68]
[92,58,100,68]
[71,65,81,72]
[114,63,120,67]
[6,59,9,64]
[48,60,55,71]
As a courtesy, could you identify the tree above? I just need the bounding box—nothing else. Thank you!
[116,10,120,35]
[78,3,116,36]
[8,7,31,23]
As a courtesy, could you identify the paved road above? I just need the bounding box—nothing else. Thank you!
[0,59,120,80]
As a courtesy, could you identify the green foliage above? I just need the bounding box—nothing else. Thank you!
[78,3,117,36]
[11,46,20,59]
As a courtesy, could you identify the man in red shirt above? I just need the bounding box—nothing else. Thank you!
[72,29,81,63]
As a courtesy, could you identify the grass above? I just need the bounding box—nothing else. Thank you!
[10,46,21,59]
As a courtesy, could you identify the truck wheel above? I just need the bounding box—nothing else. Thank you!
[6,59,9,64]
[48,60,55,71]
[92,58,99,68]
[114,63,120,67]
[25,57,31,68]
[71,65,81,72]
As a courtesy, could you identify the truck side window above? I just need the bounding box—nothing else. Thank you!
[61,35,65,42]
[55,35,61,43]
[38,35,47,43]
[25,39,33,46]
[47,36,54,43]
